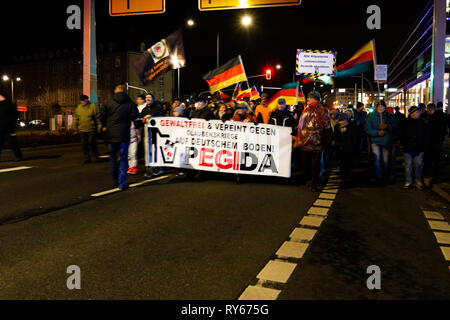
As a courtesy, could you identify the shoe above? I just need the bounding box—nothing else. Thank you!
[119,184,130,191]
[403,183,412,189]
[415,183,424,190]
[144,168,153,179]
[177,171,187,178]
[127,167,138,175]
[153,168,164,176]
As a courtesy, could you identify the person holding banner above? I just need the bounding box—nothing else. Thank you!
[231,103,257,123]
[294,91,331,192]
[269,98,296,136]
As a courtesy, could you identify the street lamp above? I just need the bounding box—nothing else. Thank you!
[2,74,21,101]
[241,15,252,27]
[171,54,185,98]
[276,65,282,70]
[187,19,195,27]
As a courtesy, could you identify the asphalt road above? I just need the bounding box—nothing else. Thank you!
[0,143,449,300]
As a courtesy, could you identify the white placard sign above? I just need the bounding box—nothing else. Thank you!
[296,50,336,75]
[144,117,292,178]
[375,64,388,82]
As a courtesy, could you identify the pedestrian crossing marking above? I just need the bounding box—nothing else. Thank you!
[307,207,329,216]
[440,247,450,261]
[290,228,317,242]
[427,221,450,232]
[0,166,32,174]
[257,260,297,284]
[276,241,309,259]
[423,211,445,221]
[238,286,280,300]
[434,232,450,245]
[322,189,338,194]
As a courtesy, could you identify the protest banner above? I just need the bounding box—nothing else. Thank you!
[144,117,292,178]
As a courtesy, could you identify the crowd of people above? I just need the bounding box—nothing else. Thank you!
[1,85,449,193]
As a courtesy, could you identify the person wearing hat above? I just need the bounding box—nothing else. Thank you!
[191,98,214,120]
[365,100,398,184]
[73,94,101,164]
[399,106,428,189]
[231,102,256,123]
[294,91,331,192]
[269,98,296,135]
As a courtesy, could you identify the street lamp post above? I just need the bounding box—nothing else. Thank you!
[2,75,21,102]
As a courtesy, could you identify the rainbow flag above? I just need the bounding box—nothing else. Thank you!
[267,83,305,111]
[203,56,248,94]
[334,40,376,78]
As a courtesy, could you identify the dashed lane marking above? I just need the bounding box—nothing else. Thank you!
[307,207,329,216]
[91,175,170,198]
[313,199,333,208]
[257,260,297,284]
[238,286,281,300]
[0,166,32,174]
[427,221,450,232]
[276,241,309,259]
[322,189,338,194]
[423,211,445,221]
[299,216,325,228]
[434,232,450,245]
[440,247,450,261]
[319,193,336,200]
[290,228,317,242]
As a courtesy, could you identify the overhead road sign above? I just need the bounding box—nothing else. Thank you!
[199,0,301,11]
[110,0,165,16]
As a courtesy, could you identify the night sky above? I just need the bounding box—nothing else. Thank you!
[0,0,431,96]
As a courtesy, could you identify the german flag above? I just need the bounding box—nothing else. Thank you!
[236,87,252,101]
[203,56,248,94]
[335,40,376,78]
[251,86,261,100]
[267,83,305,112]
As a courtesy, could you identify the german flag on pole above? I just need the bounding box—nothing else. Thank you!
[334,40,376,78]
[251,86,261,100]
[203,56,248,94]
[267,83,305,112]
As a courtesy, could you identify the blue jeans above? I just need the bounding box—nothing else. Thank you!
[404,152,424,185]
[108,142,130,189]
[372,144,391,180]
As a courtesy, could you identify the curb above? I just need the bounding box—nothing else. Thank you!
[424,178,450,203]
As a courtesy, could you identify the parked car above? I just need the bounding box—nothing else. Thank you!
[16,119,28,128]
[28,120,45,128]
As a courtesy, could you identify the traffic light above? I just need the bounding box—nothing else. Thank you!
[265,68,272,80]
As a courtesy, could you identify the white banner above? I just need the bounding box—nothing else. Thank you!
[144,117,292,178]
[296,50,336,75]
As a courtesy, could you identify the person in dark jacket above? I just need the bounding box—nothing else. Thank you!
[423,103,449,183]
[354,102,368,158]
[141,93,164,179]
[268,98,296,135]
[400,106,428,189]
[213,103,232,121]
[100,85,140,190]
[333,112,357,183]
[0,94,23,161]
[190,99,214,120]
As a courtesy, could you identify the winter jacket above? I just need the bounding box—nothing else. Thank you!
[101,93,140,143]
[213,110,232,121]
[400,117,428,153]
[269,109,297,136]
[0,98,18,134]
[191,106,214,120]
[294,104,331,152]
[73,103,101,133]
[141,101,163,119]
[365,111,398,146]
[231,112,257,123]
[423,111,448,145]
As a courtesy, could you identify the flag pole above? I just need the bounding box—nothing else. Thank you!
[239,55,253,101]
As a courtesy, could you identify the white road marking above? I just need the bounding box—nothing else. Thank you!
[322,189,339,194]
[91,175,170,197]
[300,216,325,228]
[434,232,450,245]
[427,221,450,232]
[0,166,32,174]
[423,211,445,221]
[290,228,317,242]
[99,155,110,159]
[276,241,309,259]
[257,260,297,283]
[319,193,336,200]
[440,247,450,261]
[238,286,281,300]
[307,207,329,216]
[313,199,333,208]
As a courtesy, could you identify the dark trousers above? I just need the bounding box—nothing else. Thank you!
[80,131,98,161]
[0,132,23,160]
[108,142,129,189]
[338,153,353,179]
[424,143,443,181]
[301,151,322,187]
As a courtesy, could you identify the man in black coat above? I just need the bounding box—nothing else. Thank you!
[190,98,213,120]
[0,94,23,161]
[268,98,296,135]
[400,106,429,189]
[100,85,140,190]
[423,103,448,183]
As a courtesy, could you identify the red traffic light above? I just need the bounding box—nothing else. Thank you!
[265,68,272,80]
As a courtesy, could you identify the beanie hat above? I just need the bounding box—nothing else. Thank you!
[307,91,321,101]
[80,94,89,101]
[408,106,419,114]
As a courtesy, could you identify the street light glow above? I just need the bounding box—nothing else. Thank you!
[16,77,21,82]
[171,54,185,69]
[241,15,252,27]
[2,75,9,81]
[276,65,282,70]
[187,19,195,27]
[239,0,249,8]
